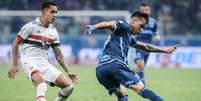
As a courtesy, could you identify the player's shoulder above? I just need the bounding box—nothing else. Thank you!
[113,19,130,30]
[149,17,157,23]
[21,21,34,30]
[147,17,157,28]
[114,19,129,25]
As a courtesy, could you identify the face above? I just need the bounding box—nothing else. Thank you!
[130,16,145,35]
[139,6,150,15]
[42,5,58,23]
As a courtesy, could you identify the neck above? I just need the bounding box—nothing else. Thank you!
[40,17,49,28]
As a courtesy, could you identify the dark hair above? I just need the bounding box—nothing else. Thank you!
[140,3,150,7]
[41,2,57,11]
[131,11,149,24]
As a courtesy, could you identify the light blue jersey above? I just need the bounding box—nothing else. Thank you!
[136,17,158,43]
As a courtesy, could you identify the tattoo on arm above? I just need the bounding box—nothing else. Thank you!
[132,42,166,53]
[145,44,166,53]
[57,55,66,68]
[52,46,70,73]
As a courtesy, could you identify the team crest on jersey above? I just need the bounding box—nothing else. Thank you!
[118,20,124,23]
[37,30,41,33]
[41,36,51,46]
[41,40,47,46]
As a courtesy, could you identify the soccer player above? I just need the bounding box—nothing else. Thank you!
[7,2,78,101]
[133,3,161,84]
[85,11,177,101]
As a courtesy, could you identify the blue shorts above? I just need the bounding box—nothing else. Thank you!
[96,60,140,95]
[135,49,149,64]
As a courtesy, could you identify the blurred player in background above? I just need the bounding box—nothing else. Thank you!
[7,2,78,101]
[133,3,160,84]
[85,11,177,101]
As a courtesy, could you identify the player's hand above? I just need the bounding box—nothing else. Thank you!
[84,25,96,34]
[67,71,79,84]
[8,65,19,79]
[165,45,178,54]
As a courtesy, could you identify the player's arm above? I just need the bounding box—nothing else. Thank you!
[51,45,78,83]
[85,21,115,34]
[52,45,70,73]
[8,23,32,79]
[131,41,177,54]
[8,35,24,79]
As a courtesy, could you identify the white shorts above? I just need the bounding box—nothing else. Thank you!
[20,59,62,83]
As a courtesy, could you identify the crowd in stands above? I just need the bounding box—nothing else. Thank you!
[0,0,201,44]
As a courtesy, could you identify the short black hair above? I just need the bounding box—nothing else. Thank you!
[131,11,149,24]
[140,3,150,7]
[41,2,57,11]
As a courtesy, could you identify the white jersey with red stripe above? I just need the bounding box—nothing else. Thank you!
[18,17,60,62]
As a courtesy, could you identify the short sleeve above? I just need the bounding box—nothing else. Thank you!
[112,20,130,35]
[17,23,32,39]
[131,37,138,45]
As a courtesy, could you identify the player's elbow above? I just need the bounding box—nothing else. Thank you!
[140,47,149,52]
[142,45,152,52]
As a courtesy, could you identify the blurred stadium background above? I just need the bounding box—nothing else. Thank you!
[0,0,201,101]
[0,0,201,68]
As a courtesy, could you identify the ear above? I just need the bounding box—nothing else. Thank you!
[42,7,49,14]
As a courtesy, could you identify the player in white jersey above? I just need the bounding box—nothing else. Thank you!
[8,2,78,101]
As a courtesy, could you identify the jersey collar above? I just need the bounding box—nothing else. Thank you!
[35,17,54,28]
[35,17,42,25]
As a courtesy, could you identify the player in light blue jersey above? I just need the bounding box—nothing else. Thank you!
[85,11,177,101]
[134,3,160,84]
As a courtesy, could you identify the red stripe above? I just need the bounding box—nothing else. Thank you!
[17,35,25,42]
[30,69,40,77]
[28,34,54,43]
[36,95,46,99]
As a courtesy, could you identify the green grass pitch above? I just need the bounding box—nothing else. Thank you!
[1,64,201,101]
